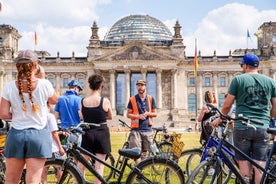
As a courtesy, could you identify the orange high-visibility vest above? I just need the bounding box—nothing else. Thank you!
[130,95,153,128]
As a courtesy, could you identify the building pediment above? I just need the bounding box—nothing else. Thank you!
[94,45,178,61]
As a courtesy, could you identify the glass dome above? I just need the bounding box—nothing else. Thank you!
[104,15,172,41]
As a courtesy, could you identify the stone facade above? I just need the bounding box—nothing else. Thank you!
[0,18,276,128]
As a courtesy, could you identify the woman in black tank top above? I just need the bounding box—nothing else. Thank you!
[77,74,112,184]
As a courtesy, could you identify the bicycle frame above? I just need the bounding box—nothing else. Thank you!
[63,138,133,184]
[201,129,236,163]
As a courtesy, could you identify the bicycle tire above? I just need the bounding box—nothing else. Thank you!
[125,156,185,184]
[44,159,84,184]
[177,148,202,178]
[186,159,223,184]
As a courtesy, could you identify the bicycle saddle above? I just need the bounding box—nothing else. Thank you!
[118,147,141,160]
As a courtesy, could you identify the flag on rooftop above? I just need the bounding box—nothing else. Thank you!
[0,2,2,12]
[194,39,198,77]
[247,29,251,38]
[34,32,38,46]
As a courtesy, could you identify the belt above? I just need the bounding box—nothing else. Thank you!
[99,122,107,126]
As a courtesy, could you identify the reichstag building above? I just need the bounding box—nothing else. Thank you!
[0,15,275,127]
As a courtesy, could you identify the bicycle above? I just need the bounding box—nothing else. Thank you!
[186,103,276,184]
[178,126,238,183]
[118,119,175,155]
[43,122,185,183]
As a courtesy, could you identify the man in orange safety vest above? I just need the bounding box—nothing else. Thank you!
[126,79,157,163]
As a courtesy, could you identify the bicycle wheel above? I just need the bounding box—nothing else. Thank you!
[186,159,223,184]
[86,152,115,183]
[125,156,185,184]
[44,159,84,184]
[177,148,202,178]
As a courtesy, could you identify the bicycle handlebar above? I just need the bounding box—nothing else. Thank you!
[119,119,131,129]
[206,103,264,128]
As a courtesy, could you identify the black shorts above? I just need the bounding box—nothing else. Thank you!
[81,125,111,154]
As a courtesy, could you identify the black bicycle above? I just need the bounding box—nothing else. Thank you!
[186,103,276,184]
[43,122,185,183]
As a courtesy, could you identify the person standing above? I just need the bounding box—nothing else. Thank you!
[197,91,217,146]
[126,79,157,163]
[77,74,112,184]
[212,53,276,184]
[55,79,83,129]
[0,50,58,184]
[41,102,68,184]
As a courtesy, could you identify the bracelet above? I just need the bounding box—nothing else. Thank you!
[35,65,41,75]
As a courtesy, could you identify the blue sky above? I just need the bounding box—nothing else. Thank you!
[1,0,276,56]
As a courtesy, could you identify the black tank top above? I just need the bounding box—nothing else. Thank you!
[81,97,107,124]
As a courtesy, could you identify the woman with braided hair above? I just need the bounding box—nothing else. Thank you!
[0,50,58,184]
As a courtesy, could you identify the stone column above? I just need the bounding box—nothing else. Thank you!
[171,69,177,109]
[124,69,131,114]
[141,68,147,81]
[156,69,162,109]
[109,69,116,110]
[213,72,218,102]
[197,73,203,114]
[55,72,61,93]
[0,69,4,97]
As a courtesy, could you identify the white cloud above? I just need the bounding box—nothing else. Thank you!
[3,1,276,57]
[184,3,276,56]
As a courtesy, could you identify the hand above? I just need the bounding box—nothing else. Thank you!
[138,113,147,120]
[211,117,222,127]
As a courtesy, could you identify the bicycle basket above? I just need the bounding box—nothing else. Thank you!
[171,132,184,158]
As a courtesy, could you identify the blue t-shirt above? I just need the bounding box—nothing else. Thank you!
[127,94,156,131]
[54,90,82,129]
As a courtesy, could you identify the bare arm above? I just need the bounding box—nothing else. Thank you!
[197,106,208,122]
[52,131,65,156]
[103,98,112,120]
[0,97,12,120]
[221,94,235,115]
[270,97,276,118]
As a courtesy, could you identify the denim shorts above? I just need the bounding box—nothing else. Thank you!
[234,127,269,161]
[4,127,52,159]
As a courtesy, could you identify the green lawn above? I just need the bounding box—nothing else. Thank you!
[106,131,236,184]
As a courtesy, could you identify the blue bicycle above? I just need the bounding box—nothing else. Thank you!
[186,103,276,184]
[177,114,237,183]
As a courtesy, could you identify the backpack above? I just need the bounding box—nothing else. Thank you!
[199,109,216,145]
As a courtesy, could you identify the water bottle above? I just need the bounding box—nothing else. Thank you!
[150,144,159,155]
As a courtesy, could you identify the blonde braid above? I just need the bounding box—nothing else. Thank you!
[25,63,39,112]
[16,64,27,111]
[16,62,39,112]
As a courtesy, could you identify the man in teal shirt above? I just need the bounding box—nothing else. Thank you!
[213,53,276,183]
